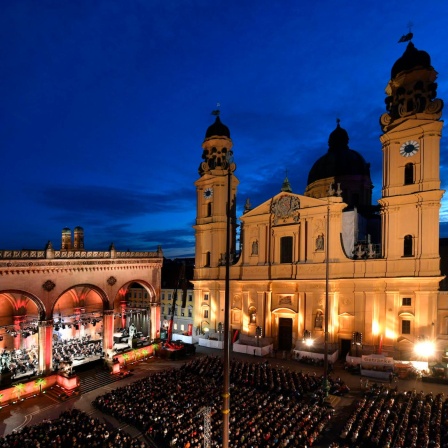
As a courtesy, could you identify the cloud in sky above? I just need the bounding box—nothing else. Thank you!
[1,1,448,257]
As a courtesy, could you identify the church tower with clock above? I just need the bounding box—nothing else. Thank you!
[192,39,447,361]
[194,114,239,274]
[379,41,444,271]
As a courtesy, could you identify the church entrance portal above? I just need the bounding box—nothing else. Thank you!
[278,317,292,351]
[340,339,352,360]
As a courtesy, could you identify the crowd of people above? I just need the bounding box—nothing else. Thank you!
[0,347,38,378]
[93,355,345,447]
[0,408,146,447]
[0,337,103,379]
[53,337,103,372]
[332,384,447,448]
[2,345,448,447]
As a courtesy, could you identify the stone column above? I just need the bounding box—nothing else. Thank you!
[102,310,115,361]
[38,319,54,375]
[13,316,23,350]
[150,304,160,340]
[144,308,150,337]
[120,300,127,329]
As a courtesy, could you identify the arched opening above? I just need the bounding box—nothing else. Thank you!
[111,281,157,353]
[403,234,413,257]
[51,285,107,374]
[0,291,42,380]
[404,163,414,185]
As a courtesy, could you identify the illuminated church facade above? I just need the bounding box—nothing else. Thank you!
[193,40,447,361]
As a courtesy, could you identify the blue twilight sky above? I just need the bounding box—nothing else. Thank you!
[1,1,448,258]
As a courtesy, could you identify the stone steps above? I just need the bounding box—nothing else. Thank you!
[77,366,131,394]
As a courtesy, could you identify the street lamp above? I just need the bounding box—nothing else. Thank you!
[323,198,330,397]
[415,335,435,373]
[222,149,234,448]
[303,330,313,347]
[255,326,262,347]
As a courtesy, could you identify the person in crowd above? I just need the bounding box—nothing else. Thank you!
[0,408,146,448]
[93,355,335,447]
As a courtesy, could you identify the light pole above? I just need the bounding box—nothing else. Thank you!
[323,199,330,397]
[222,150,234,448]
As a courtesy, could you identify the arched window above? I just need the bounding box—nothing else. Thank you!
[280,236,293,263]
[404,163,414,185]
[207,202,212,217]
[403,235,413,257]
[314,311,323,329]
[205,251,211,267]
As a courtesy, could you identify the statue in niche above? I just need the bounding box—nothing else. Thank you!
[315,312,323,329]
[249,307,257,323]
[232,295,242,309]
[251,240,258,255]
[315,234,324,251]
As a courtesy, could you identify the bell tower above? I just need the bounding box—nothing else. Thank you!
[194,113,239,270]
[379,40,444,269]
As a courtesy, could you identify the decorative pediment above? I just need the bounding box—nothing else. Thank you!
[270,195,300,225]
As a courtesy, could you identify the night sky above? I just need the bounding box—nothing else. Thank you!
[1,1,448,258]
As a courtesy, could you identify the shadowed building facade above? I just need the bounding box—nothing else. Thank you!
[0,228,162,375]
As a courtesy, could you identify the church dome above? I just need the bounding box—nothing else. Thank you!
[391,42,431,79]
[307,122,370,186]
[328,122,349,151]
[205,116,230,138]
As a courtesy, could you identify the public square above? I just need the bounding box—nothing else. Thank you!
[1,346,447,447]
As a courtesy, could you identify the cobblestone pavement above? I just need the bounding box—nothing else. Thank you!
[1,345,447,447]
